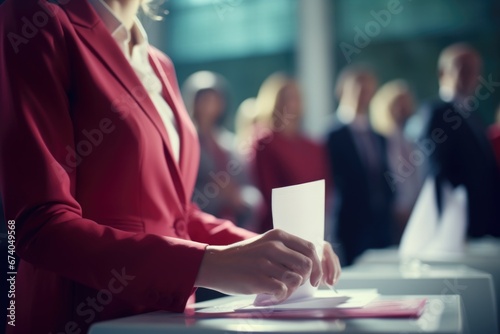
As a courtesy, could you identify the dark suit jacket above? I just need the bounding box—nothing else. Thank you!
[418,99,500,237]
[326,124,394,265]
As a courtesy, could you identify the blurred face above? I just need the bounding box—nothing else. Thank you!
[193,90,225,127]
[389,92,414,128]
[273,83,303,133]
[281,83,302,120]
[455,53,481,96]
[441,52,481,97]
[343,73,378,114]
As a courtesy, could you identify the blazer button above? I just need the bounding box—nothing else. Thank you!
[174,219,187,237]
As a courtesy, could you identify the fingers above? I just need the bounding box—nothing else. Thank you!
[322,245,334,286]
[197,235,339,300]
[254,271,302,306]
[264,229,323,287]
[322,242,341,286]
[322,243,334,285]
[260,259,302,284]
[332,252,341,284]
[266,243,311,284]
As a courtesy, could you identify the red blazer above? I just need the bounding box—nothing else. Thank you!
[0,1,254,333]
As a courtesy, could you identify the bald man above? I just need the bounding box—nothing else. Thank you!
[417,43,500,237]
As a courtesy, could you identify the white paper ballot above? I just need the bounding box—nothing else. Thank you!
[195,290,379,314]
[423,183,467,257]
[254,180,325,305]
[399,177,468,260]
[399,177,439,259]
[242,290,378,312]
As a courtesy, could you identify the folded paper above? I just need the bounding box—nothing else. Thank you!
[399,177,468,260]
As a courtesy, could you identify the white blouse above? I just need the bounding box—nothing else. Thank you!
[89,0,180,163]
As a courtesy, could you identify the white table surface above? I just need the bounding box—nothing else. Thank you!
[355,239,500,291]
[337,263,497,334]
[89,295,463,334]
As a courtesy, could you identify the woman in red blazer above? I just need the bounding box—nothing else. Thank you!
[253,78,331,233]
[0,0,340,333]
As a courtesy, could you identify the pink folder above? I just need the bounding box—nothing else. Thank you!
[189,298,427,320]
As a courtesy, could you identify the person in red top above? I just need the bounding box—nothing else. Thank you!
[183,71,260,229]
[253,78,331,233]
[0,0,340,333]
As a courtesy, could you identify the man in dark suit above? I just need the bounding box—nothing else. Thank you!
[327,67,394,265]
[418,43,500,237]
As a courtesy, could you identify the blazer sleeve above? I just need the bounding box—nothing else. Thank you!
[186,204,257,245]
[0,5,206,313]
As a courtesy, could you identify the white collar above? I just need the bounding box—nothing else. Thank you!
[88,0,149,58]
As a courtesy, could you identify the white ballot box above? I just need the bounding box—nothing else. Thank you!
[89,295,464,334]
[356,239,500,326]
[335,264,496,334]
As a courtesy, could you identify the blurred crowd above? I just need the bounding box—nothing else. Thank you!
[183,43,500,266]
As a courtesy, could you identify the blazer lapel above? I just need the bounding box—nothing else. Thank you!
[148,53,186,166]
[148,52,198,186]
[148,52,190,203]
[61,0,188,205]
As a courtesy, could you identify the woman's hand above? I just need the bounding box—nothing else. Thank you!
[195,229,341,304]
